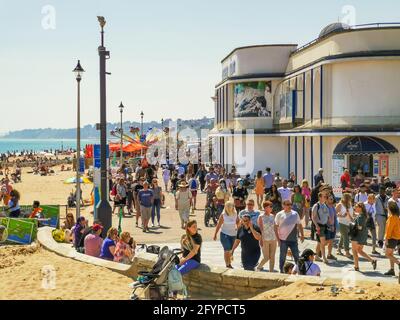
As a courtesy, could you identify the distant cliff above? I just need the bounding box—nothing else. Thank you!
[3,118,214,139]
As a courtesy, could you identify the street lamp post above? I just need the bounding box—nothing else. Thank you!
[140,111,144,157]
[96,16,112,233]
[73,60,84,219]
[118,102,124,165]
[176,121,181,164]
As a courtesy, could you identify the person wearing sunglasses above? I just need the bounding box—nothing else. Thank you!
[238,199,260,226]
[231,213,262,271]
[274,199,304,273]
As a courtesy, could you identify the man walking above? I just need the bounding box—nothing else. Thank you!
[275,199,304,273]
[263,167,274,194]
[375,186,389,248]
[312,192,329,264]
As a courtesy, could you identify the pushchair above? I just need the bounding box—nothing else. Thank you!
[130,245,184,300]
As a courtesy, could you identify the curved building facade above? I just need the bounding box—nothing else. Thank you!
[210,23,400,195]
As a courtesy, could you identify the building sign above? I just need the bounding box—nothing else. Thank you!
[373,159,379,175]
[234,81,272,118]
[332,155,345,198]
[222,57,237,80]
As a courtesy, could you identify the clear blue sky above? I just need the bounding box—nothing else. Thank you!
[0,0,399,132]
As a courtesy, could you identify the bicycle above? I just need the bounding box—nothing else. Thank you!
[204,197,218,227]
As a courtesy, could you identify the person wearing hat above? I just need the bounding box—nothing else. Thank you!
[84,224,104,258]
[292,249,321,276]
[375,186,389,248]
[314,168,324,187]
[231,213,262,271]
[138,181,154,232]
[175,181,192,229]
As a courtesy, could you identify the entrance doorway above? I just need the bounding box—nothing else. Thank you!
[349,154,373,177]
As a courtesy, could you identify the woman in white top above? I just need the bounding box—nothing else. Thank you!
[336,193,354,259]
[257,201,277,272]
[213,201,239,268]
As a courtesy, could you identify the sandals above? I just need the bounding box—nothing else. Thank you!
[354,267,360,272]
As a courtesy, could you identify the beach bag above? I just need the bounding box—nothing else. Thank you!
[168,268,188,298]
[52,229,65,243]
[190,179,198,190]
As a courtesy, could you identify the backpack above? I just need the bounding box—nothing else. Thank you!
[190,179,198,190]
[111,184,117,196]
[168,268,188,298]
[298,257,312,275]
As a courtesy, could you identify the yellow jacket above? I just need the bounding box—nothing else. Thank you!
[385,214,400,240]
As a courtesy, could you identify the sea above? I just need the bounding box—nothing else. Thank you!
[0,139,99,154]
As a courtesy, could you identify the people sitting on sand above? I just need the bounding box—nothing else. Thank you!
[7,189,21,218]
[84,224,104,258]
[100,227,118,261]
[113,231,134,264]
[73,217,88,251]
[28,201,43,219]
[292,249,321,276]
[283,262,295,274]
[61,212,75,243]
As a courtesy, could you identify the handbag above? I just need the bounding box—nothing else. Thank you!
[366,206,375,229]
[348,221,358,238]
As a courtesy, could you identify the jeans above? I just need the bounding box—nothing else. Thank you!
[279,240,299,273]
[176,259,200,275]
[151,199,161,224]
[376,215,387,242]
[338,223,350,252]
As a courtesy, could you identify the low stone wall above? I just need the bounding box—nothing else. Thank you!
[38,227,327,299]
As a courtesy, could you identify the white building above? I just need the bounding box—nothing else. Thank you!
[210,23,400,192]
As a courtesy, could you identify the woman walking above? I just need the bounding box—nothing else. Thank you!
[301,180,311,227]
[257,201,277,272]
[336,193,354,259]
[351,202,377,272]
[196,165,207,192]
[215,179,231,217]
[213,201,239,268]
[266,184,282,214]
[326,195,338,260]
[291,185,305,218]
[151,179,163,228]
[383,202,400,278]
[255,171,265,210]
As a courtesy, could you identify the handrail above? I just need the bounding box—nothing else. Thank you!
[293,22,400,54]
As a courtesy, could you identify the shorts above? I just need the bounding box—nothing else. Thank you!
[326,229,336,241]
[140,206,152,220]
[387,239,400,249]
[316,224,328,243]
[191,190,197,197]
[115,197,126,206]
[179,208,190,223]
[220,232,235,251]
[9,209,21,218]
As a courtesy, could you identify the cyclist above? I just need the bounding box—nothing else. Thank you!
[205,178,219,209]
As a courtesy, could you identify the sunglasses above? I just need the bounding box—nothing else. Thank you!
[283,203,292,206]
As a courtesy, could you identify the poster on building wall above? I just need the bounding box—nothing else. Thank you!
[389,156,398,177]
[332,155,345,198]
[234,81,272,118]
[379,155,389,177]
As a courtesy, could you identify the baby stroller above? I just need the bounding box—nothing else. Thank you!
[130,246,185,300]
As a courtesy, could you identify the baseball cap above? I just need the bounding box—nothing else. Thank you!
[92,224,104,232]
[301,249,316,259]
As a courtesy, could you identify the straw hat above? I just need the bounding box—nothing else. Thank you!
[178,181,189,188]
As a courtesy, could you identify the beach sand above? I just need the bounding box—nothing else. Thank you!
[0,244,132,300]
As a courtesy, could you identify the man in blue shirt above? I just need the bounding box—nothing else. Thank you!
[205,167,219,184]
[263,167,274,194]
[138,181,154,233]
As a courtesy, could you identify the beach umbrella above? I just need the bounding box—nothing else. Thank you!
[64,177,92,184]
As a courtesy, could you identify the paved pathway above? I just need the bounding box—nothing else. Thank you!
[151,239,399,285]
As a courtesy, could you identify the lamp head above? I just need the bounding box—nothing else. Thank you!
[97,16,106,28]
[119,102,124,112]
[73,60,85,79]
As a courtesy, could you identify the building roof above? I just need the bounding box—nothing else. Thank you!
[221,44,298,63]
[318,22,351,38]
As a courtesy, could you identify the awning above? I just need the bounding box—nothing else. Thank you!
[333,136,398,155]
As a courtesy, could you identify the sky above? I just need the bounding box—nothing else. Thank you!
[0,0,399,132]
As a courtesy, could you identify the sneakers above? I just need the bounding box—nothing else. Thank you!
[345,253,353,260]
[371,250,380,255]
[384,269,395,276]
[337,249,344,256]
[315,256,323,262]
[327,254,337,261]
[152,223,155,228]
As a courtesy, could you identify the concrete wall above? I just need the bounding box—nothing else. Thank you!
[330,60,400,122]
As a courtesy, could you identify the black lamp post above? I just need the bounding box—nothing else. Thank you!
[176,121,181,164]
[118,102,124,165]
[73,60,84,219]
[96,16,112,233]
